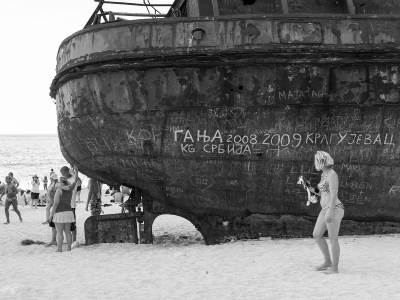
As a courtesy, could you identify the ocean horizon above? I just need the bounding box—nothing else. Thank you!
[0,134,71,190]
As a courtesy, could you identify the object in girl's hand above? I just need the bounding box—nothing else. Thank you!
[297,176,319,206]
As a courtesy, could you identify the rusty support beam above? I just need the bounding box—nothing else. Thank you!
[346,0,356,14]
[144,0,162,15]
[211,0,219,16]
[99,7,109,22]
[99,11,166,17]
[94,0,171,6]
[85,0,105,28]
[281,0,289,14]
[188,0,200,17]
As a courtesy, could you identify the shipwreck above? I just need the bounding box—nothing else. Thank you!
[50,0,400,244]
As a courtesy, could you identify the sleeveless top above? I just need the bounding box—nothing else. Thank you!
[55,188,73,213]
[317,169,344,210]
[31,181,40,193]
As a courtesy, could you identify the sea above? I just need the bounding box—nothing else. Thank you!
[0,135,73,190]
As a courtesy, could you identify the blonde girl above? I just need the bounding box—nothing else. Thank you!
[313,151,345,274]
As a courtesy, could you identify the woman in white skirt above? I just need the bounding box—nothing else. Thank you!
[49,167,78,252]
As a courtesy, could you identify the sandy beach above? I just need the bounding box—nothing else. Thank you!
[0,188,399,300]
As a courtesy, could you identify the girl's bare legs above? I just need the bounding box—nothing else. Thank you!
[55,223,65,252]
[11,200,22,222]
[326,208,344,273]
[46,228,57,246]
[64,223,72,251]
[313,210,331,270]
[4,200,11,223]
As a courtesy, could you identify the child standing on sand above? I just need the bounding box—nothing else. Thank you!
[17,190,27,206]
[43,176,48,191]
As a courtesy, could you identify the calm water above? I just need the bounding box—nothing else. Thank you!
[0,135,70,189]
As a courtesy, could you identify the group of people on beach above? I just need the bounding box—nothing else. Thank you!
[1,166,105,252]
[0,171,68,209]
[2,150,344,272]
[44,166,106,252]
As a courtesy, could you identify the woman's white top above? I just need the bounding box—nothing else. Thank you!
[31,181,40,193]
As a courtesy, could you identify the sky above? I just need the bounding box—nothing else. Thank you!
[0,0,172,135]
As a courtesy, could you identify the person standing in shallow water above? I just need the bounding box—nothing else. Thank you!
[3,176,23,224]
[312,151,345,274]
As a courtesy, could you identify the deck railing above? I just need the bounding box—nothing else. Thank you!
[85,0,173,27]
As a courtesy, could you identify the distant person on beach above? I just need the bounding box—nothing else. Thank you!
[3,176,23,224]
[86,178,103,216]
[312,151,345,274]
[8,172,19,188]
[72,176,82,206]
[25,190,31,206]
[31,175,40,209]
[110,185,123,203]
[17,190,28,206]
[39,193,47,206]
[43,176,48,191]
[44,174,58,246]
[0,181,5,206]
[50,169,55,179]
[0,181,5,202]
[49,166,78,252]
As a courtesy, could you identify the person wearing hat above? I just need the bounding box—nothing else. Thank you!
[31,175,40,209]
[312,151,345,274]
[3,175,22,224]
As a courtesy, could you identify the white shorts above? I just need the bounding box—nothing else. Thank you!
[53,211,75,223]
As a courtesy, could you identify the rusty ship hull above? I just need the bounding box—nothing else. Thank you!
[51,14,400,243]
